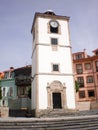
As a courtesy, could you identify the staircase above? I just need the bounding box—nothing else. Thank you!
[0,115,98,129]
[41,109,98,117]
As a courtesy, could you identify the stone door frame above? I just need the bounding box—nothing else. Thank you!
[47,80,67,109]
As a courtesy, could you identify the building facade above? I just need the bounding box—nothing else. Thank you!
[14,65,31,98]
[73,49,98,110]
[14,65,31,109]
[0,67,17,107]
[0,66,31,110]
[31,11,76,116]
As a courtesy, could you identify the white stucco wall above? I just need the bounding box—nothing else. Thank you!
[38,45,73,74]
[31,15,76,110]
[38,75,76,109]
[38,18,70,46]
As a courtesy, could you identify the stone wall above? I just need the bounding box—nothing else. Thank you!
[76,102,90,111]
[0,107,9,117]
[76,101,98,111]
[8,98,31,109]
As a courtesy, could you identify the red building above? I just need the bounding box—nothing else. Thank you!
[73,49,98,110]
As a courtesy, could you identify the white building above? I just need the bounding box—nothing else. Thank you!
[31,11,76,117]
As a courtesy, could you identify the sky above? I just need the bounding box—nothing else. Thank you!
[0,0,98,71]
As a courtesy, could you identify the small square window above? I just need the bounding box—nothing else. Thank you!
[88,90,95,97]
[76,54,82,60]
[50,26,58,33]
[51,38,58,45]
[87,76,93,83]
[85,63,91,70]
[79,91,85,98]
[53,64,59,71]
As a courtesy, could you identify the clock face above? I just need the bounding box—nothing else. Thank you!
[50,20,59,28]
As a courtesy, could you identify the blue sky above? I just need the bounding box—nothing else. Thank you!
[0,0,98,71]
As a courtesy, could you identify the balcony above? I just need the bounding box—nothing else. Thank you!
[15,76,31,86]
[14,66,31,86]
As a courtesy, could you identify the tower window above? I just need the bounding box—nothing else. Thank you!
[52,64,59,72]
[49,20,59,33]
[50,26,58,33]
[51,38,58,45]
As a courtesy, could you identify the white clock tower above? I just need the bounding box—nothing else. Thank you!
[31,10,76,117]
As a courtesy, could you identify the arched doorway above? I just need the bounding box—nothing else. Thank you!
[47,80,67,109]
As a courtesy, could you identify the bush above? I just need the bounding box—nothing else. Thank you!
[75,81,80,93]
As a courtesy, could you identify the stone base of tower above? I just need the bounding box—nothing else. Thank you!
[31,80,76,117]
[33,108,77,117]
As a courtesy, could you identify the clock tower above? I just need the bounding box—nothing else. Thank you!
[31,11,76,117]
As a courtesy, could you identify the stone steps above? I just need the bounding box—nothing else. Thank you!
[0,115,98,129]
[42,109,98,117]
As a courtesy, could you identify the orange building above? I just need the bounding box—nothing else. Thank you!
[73,49,98,110]
[0,72,4,80]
